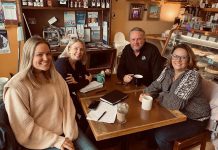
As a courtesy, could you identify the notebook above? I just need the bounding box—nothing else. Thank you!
[100,90,128,105]
[80,81,103,93]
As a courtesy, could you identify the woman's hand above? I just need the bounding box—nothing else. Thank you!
[85,74,92,82]
[61,138,75,150]
[123,74,134,84]
[66,74,78,84]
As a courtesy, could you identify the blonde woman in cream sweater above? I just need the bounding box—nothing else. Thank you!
[3,36,97,150]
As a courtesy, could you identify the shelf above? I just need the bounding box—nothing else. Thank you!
[201,57,218,67]
[162,27,218,83]
[21,6,109,11]
[146,34,167,41]
[179,27,218,36]
[201,8,218,12]
[175,35,218,50]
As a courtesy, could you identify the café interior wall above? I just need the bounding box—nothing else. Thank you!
[0,27,21,78]
[111,0,174,43]
[0,1,22,78]
[0,1,174,77]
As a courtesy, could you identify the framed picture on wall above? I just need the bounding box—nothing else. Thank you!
[147,3,161,20]
[129,3,144,20]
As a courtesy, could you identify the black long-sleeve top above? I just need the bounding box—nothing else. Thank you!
[55,57,90,94]
[117,42,166,86]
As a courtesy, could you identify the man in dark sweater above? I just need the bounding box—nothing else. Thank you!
[117,27,166,86]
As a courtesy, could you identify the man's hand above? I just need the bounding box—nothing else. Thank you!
[123,74,134,84]
[61,138,75,150]
[66,74,78,84]
[85,74,92,82]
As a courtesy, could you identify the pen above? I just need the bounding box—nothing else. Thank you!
[98,111,107,121]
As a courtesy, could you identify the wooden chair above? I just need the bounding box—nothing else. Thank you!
[173,79,218,150]
[173,130,210,150]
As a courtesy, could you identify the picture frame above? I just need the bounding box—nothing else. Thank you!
[147,3,161,20]
[129,3,144,21]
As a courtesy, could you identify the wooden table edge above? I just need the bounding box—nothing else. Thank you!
[89,110,187,141]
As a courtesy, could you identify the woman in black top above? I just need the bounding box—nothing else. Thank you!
[55,39,92,131]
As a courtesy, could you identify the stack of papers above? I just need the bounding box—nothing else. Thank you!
[87,101,117,123]
[80,81,103,93]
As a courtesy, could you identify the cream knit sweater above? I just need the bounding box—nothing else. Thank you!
[3,72,78,149]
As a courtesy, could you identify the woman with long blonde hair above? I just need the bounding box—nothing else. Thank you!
[55,38,92,131]
[3,36,97,150]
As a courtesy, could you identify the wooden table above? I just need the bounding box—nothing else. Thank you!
[78,75,145,100]
[78,75,187,141]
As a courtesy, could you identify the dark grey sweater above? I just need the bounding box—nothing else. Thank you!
[146,67,210,121]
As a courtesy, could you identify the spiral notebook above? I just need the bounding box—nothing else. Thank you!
[100,90,128,105]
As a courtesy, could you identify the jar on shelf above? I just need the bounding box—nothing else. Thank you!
[211,22,218,33]
[27,0,34,6]
[47,0,52,7]
[22,0,28,6]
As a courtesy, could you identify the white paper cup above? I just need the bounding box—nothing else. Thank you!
[141,95,153,111]
[117,111,126,123]
[0,77,8,100]
[117,102,129,123]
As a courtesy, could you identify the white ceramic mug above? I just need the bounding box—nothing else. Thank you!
[141,95,153,111]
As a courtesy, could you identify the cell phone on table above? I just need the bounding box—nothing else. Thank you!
[88,101,100,110]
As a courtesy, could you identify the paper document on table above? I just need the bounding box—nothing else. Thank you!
[80,81,103,93]
[87,101,117,123]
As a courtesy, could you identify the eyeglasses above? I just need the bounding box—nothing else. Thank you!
[171,54,188,61]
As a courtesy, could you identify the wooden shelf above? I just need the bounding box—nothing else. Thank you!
[21,6,109,11]
[201,8,218,12]
[179,27,218,36]
[146,34,167,41]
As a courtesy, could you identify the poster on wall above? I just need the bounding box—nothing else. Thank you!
[64,11,76,27]
[0,2,5,29]
[2,2,18,25]
[147,3,161,20]
[0,29,10,54]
